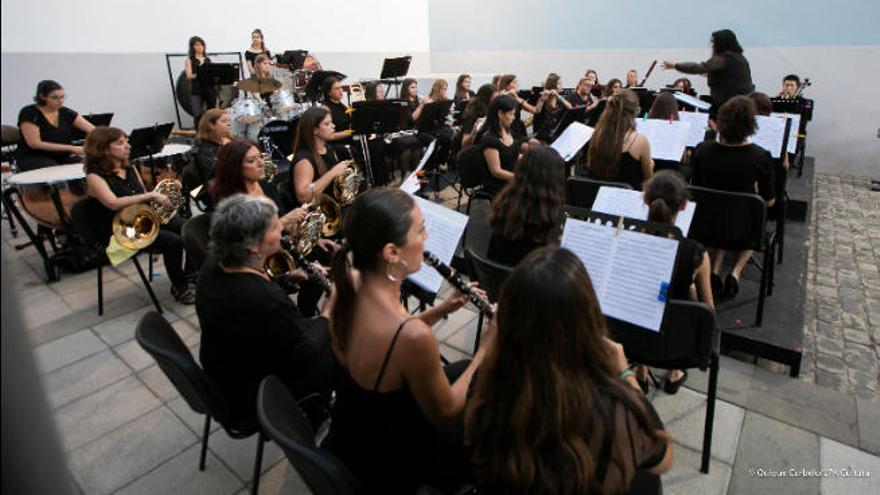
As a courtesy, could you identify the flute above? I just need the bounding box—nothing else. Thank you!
[423,251,494,318]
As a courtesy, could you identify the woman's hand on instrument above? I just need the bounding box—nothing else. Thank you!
[285,207,308,226]
[150,192,174,210]
[69,145,85,156]
[662,60,676,70]
[443,282,485,313]
[330,160,351,178]
[316,238,339,253]
[290,268,310,283]
[603,337,630,376]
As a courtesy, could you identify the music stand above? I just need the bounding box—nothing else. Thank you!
[549,106,589,143]
[129,123,174,184]
[380,56,411,98]
[277,50,308,71]
[348,100,410,187]
[416,99,454,134]
[305,70,347,102]
[631,87,657,114]
[586,99,608,127]
[197,63,240,107]
[72,112,113,142]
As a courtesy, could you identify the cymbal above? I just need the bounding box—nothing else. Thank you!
[237,77,282,93]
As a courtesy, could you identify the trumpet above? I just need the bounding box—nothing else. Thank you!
[112,179,183,250]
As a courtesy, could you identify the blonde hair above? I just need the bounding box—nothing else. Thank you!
[429,79,448,101]
[196,108,229,142]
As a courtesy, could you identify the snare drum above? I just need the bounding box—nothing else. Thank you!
[231,97,265,124]
[7,163,86,229]
[269,90,297,116]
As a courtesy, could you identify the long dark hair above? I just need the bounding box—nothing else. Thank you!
[251,28,266,51]
[84,126,128,176]
[461,83,497,124]
[644,170,688,225]
[330,188,415,351]
[647,92,679,121]
[400,78,418,102]
[211,139,257,204]
[490,146,564,244]
[466,246,667,494]
[34,80,63,105]
[587,89,639,179]
[712,29,743,55]
[455,74,471,100]
[188,36,206,58]
[475,94,517,143]
[292,106,331,175]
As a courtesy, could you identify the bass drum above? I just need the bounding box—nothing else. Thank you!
[258,117,300,159]
[175,71,194,117]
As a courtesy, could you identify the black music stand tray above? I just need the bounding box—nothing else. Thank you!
[277,50,308,71]
[380,56,412,98]
[349,100,411,188]
[129,123,174,184]
[197,63,240,107]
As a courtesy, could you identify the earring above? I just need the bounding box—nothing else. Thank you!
[385,259,410,283]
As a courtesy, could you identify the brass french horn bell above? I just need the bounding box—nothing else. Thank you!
[333,160,362,206]
[111,179,183,250]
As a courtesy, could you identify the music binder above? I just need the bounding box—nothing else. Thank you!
[196,63,240,87]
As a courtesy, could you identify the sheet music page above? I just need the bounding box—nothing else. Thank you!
[634,119,691,161]
[673,91,711,110]
[601,230,678,332]
[591,186,696,236]
[560,218,617,297]
[771,112,800,154]
[399,139,436,194]
[750,115,787,159]
[406,195,468,294]
[550,122,595,161]
[678,111,709,147]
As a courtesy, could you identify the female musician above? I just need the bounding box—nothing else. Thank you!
[625,69,639,88]
[476,94,520,195]
[83,127,194,304]
[183,36,215,128]
[454,74,475,118]
[364,82,385,101]
[244,28,271,76]
[387,78,425,175]
[672,77,696,96]
[487,146,564,266]
[289,107,352,204]
[691,96,774,297]
[196,194,334,425]
[490,74,502,90]
[460,83,498,148]
[326,187,493,493]
[465,246,673,494]
[633,171,714,394]
[414,79,455,180]
[321,77,355,141]
[647,92,685,173]
[585,90,654,190]
[567,75,600,110]
[17,80,95,171]
[603,78,623,98]
[532,73,573,143]
[191,108,232,194]
[662,29,753,118]
[585,68,604,97]
[496,74,537,142]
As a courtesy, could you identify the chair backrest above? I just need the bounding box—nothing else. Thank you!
[466,248,513,303]
[181,213,213,271]
[457,145,487,189]
[257,376,363,495]
[687,186,766,251]
[135,311,235,426]
[607,300,717,370]
[1,125,21,146]
[565,176,632,208]
[70,196,114,248]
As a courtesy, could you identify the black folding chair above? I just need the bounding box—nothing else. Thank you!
[687,186,777,326]
[181,213,212,272]
[465,248,512,351]
[455,145,494,214]
[257,376,363,495]
[69,197,161,315]
[565,176,632,208]
[136,311,266,494]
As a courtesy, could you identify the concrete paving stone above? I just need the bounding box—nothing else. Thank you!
[92,306,177,347]
[61,276,139,312]
[747,366,859,447]
[207,428,284,482]
[816,353,847,373]
[27,293,153,347]
[22,296,75,328]
[34,329,107,374]
[728,412,820,495]
[113,339,155,372]
[69,406,197,495]
[166,396,222,437]
[114,442,242,495]
[54,375,161,452]
[172,318,201,347]
[843,327,872,345]
[442,318,482,355]
[660,443,731,495]
[255,459,312,495]
[439,343,472,362]
[819,437,880,495]
[432,307,478,342]
[847,369,878,392]
[138,364,182,402]
[844,343,878,374]
[816,336,844,358]
[651,388,745,464]
[856,397,880,456]
[815,369,847,391]
[684,355,756,407]
[43,350,131,409]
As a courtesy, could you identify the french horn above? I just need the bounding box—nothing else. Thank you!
[111,179,183,250]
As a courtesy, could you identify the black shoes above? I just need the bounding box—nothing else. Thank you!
[664,370,689,395]
[722,274,740,298]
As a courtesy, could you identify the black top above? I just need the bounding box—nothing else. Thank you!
[244,49,271,69]
[290,147,339,182]
[479,133,518,195]
[453,90,475,106]
[191,138,222,183]
[588,152,645,191]
[487,230,543,267]
[691,141,774,201]
[511,105,527,140]
[676,52,753,112]
[670,238,705,300]
[325,100,351,131]
[567,92,594,108]
[196,256,335,423]
[17,105,80,170]
[326,318,437,494]
[189,56,213,95]
[533,100,566,142]
[101,166,145,198]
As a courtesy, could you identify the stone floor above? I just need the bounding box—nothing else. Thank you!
[2,174,879,495]
[801,174,880,398]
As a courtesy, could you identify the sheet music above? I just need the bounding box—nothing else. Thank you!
[399,139,436,194]
[406,195,469,294]
[750,115,787,159]
[561,217,678,331]
[771,112,800,154]
[550,122,595,161]
[672,91,711,110]
[592,186,696,236]
[678,111,709,147]
[634,119,690,161]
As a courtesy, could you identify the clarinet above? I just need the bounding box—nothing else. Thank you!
[423,251,494,318]
[290,249,333,294]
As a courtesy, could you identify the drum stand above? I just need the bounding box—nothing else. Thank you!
[2,186,74,282]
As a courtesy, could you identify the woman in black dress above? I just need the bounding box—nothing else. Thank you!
[289,106,353,205]
[17,80,95,171]
[585,89,654,190]
[183,36,215,128]
[476,94,520,195]
[243,28,271,76]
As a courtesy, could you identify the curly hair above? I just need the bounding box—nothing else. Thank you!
[716,95,757,143]
[490,146,564,244]
[210,194,277,266]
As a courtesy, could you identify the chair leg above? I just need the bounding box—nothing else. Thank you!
[97,265,104,316]
[755,247,770,327]
[776,200,786,264]
[148,254,154,282]
[199,415,211,471]
[701,354,719,474]
[250,431,265,495]
[133,257,163,314]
